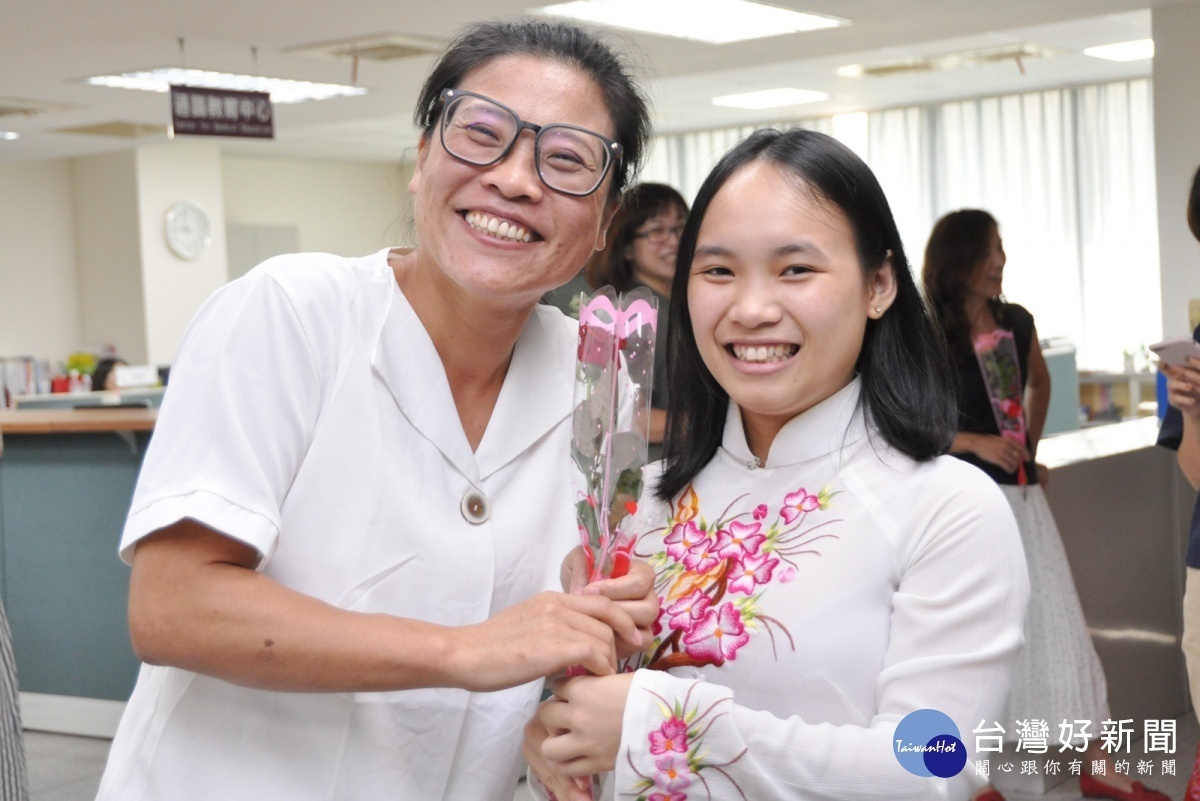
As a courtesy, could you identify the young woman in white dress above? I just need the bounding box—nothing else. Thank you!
[523,127,1030,801]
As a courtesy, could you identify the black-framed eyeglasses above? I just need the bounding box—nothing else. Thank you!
[438,88,623,198]
[632,223,686,244]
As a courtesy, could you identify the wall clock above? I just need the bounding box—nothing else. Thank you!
[164,200,212,260]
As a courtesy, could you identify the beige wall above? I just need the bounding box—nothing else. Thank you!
[0,151,409,366]
[135,141,229,366]
[72,151,146,363]
[222,156,412,257]
[0,160,81,359]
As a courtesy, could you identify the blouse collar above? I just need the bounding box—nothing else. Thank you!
[720,377,867,469]
[370,249,575,483]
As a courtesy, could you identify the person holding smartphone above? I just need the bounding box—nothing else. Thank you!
[1157,164,1200,754]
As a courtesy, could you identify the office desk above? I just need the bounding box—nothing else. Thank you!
[0,408,155,736]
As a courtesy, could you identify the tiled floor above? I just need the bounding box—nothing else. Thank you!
[24,717,1200,801]
[26,731,109,801]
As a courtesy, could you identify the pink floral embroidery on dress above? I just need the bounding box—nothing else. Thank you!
[631,482,841,672]
[626,684,748,801]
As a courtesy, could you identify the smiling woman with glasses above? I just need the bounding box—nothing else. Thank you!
[97,18,659,801]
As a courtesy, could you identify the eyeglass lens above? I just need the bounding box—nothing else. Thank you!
[637,224,686,243]
[441,93,612,196]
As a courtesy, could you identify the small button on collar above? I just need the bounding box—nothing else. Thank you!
[460,489,490,525]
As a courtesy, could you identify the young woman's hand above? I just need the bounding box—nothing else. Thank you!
[523,712,594,801]
[537,672,636,776]
[969,433,1030,474]
[1163,358,1200,419]
[561,546,659,660]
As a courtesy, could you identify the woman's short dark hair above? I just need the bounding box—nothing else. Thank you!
[92,357,127,392]
[921,209,1001,358]
[586,183,689,291]
[1189,165,1200,242]
[657,127,956,501]
[414,18,651,200]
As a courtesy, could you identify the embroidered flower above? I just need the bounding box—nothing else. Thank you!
[714,519,766,561]
[683,602,750,665]
[654,752,694,793]
[627,685,747,800]
[674,486,699,524]
[780,487,821,524]
[649,717,689,755]
[666,589,712,632]
[637,482,840,674]
[664,520,706,561]
[682,536,721,573]
[727,550,780,595]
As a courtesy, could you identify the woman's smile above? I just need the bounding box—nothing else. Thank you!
[727,342,800,366]
[463,210,539,243]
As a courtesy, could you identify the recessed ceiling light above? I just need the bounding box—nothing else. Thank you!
[0,131,19,140]
[712,88,829,110]
[837,64,865,79]
[1083,39,1154,62]
[80,68,367,104]
[534,0,847,44]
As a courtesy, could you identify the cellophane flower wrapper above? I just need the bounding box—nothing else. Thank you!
[571,286,658,584]
[973,328,1029,485]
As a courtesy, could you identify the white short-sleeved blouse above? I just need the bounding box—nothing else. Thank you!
[584,380,1028,801]
[97,249,581,801]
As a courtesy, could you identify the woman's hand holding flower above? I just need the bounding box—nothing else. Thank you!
[561,546,658,659]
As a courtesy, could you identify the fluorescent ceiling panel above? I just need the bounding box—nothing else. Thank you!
[535,0,847,44]
[1083,39,1154,62]
[712,87,829,109]
[81,68,367,104]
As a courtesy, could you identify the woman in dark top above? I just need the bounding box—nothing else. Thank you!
[924,209,1167,801]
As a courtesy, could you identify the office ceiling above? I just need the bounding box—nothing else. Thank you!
[0,0,1181,164]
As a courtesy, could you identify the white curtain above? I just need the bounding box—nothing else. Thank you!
[639,117,832,203]
[867,79,1157,370]
[935,90,1085,365]
[867,106,933,279]
[638,80,1158,370]
[1074,80,1160,370]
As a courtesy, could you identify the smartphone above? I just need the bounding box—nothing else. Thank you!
[1150,336,1200,367]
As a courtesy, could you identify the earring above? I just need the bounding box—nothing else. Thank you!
[874,306,882,315]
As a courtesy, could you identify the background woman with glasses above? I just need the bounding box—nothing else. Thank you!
[96,18,658,801]
[586,182,689,455]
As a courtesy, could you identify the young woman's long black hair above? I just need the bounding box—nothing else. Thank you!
[657,128,956,502]
[921,208,1004,359]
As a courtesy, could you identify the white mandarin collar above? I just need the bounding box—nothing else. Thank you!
[371,252,575,483]
[720,377,866,469]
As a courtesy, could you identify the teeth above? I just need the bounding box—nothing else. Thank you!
[465,211,533,243]
[731,344,798,363]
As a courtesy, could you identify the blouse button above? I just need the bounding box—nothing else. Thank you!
[460,489,490,525]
